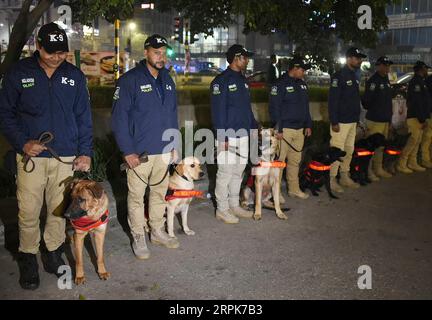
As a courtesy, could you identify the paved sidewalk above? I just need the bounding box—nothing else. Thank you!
[0,170,431,299]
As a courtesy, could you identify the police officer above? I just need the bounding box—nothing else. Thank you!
[422,71,432,168]
[362,56,394,180]
[397,61,431,173]
[211,44,258,224]
[328,47,367,193]
[0,22,93,290]
[269,56,312,200]
[111,34,179,259]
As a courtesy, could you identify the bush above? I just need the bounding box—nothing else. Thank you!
[89,86,332,109]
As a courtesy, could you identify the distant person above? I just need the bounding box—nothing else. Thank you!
[397,61,431,173]
[210,44,259,224]
[328,47,367,193]
[267,54,279,86]
[362,56,394,180]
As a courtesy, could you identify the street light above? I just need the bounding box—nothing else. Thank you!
[128,22,136,31]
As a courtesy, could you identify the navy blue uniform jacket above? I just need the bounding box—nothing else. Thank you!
[269,73,312,132]
[111,60,179,156]
[328,66,361,125]
[406,74,431,123]
[0,52,93,157]
[210,68,258,141]
[362,72,393,122]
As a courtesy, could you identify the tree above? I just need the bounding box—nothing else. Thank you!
[0,0,134,76]
[157,0,400,70]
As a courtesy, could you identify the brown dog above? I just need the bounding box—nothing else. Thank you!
[241,128,287,220]
[166,156,204,238]
[65,180,110,285]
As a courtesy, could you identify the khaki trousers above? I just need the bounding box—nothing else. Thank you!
[215,136,249,212]
[400,118,424,164]
[16,154,74,254]
[126,153,171,236]
[366,120,389,172]
[420,118,432,162]
[329,123,357,177]
[278,128,305,192]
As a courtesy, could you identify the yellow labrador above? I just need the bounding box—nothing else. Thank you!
[166,156,204,238]
[65,180,110,285]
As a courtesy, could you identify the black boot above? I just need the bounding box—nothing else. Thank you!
[44,244,66,278]
[18,253,40,290]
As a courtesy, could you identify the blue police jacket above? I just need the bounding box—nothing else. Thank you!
[407,74,431,123]
[328,66,361,125]
[111,60,178,156]
[210,67,258,141]
[269,73,312,132]
[362,72,393,123]
[0,51,93,157]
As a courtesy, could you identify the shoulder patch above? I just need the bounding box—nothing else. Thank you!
[270,86,278,96]
[332,78,338,87]
[113,86,120,100]
[228,84,237,92]
[370,83,376,91]
[212,84,221,95]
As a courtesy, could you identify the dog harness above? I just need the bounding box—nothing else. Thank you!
[165,189,204,201]
[354,148,375,157]
[257,161,287,168]
[71,209,109,232]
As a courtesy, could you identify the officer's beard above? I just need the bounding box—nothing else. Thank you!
[148,59,165,71]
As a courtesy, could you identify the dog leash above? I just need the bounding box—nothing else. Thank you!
[129,154,173,187]
[22,132,75,173]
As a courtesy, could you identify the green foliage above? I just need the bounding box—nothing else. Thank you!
[157,0,401,70]
[69,0,135,25]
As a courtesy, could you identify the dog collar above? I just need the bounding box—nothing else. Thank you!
[165,188,204,201]
[355,148,374,157]
[174,166,192,182]
[308,161,331,171]
[70,209,109,232]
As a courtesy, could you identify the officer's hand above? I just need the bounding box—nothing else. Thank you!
[125,154,141,169]
[23,140,47,157]
[275,132,283,140]
[331,124,340,133]
[73,156,91,172]
[305,128,312,137]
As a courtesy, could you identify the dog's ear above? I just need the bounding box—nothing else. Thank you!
[87,181,104,199]
[176,163,185,177]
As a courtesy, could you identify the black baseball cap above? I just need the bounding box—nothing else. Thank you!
[375,56,393,65]
[226,44,254,63]
[413,60,431,71]
[144,34,171,49]
[37,22,69,53]
[288,56,312,70]
[346,47,367,58]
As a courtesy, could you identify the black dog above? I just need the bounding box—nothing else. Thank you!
[350,133,386,185]
[300,146,346,199]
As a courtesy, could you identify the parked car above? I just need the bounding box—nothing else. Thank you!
[247,71,267,88]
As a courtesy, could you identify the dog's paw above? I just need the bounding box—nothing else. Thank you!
[276,212,288,220]
[253,213,262,221]
[184,229,195,236]
[98,272,111,281]
[75,276,86,285]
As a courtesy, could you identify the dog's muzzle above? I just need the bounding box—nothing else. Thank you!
[64,201,87,220]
